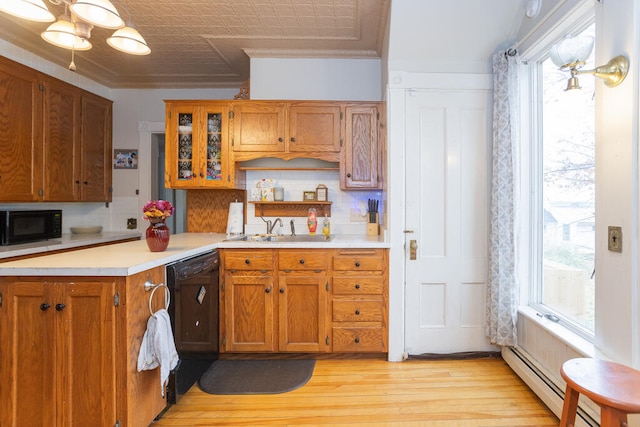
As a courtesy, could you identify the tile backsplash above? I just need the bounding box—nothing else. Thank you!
[0,171,384,236]
[243,170,382,235]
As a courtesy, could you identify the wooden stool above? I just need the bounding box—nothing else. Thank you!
[560,358,640,427]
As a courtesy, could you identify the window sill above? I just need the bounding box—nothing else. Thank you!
[518,306,595,358]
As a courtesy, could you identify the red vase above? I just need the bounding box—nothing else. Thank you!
[146,220,170,252]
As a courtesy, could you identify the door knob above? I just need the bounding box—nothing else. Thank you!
[410,240,418,260]
[55,303,66,311]
[40,303,51,311]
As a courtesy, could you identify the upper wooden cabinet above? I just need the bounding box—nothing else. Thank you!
[165,99,384,190]
[288,103,342,154]
[165,100,245,189]
[0,58,44,201]
[230,101,342,162]
[231,101,286,153]
[78,92,113,202]
[0,56,113,202]
[341,104,383,190]
[43,78,81,201]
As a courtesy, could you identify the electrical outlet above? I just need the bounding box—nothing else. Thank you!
[127,218,137,229]
[608,226,622,252]
[350,208,366,222]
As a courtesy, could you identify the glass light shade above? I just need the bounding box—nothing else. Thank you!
[70,0,123,29]
[549,35,594,67]
[107,25,150,55]
[41,16,92,50]
[0,0,54,22]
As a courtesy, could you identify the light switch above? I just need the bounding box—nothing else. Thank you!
[608,226,622,252]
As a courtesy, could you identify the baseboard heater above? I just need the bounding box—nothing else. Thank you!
[502,347,599,427]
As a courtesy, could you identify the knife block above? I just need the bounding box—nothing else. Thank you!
[367,213,379,236]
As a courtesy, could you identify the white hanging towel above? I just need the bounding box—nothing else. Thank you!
[137,308,179,396]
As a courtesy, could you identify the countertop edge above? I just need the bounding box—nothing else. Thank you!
[0,233,389,277]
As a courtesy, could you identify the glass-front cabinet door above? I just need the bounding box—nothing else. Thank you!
[165,102,233,188]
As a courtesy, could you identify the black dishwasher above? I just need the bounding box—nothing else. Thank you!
[165,250,219,404]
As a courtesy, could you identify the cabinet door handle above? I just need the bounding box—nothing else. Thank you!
[278,137,283,142]
[355,309,360,315]
[355,261,361,267]
[299,259,305,264]
[279,288,285,293]
[347,173,352,178]
[355,283,361,289]
[55,303,66,311]
[265,287,271,293]
[40,303,51,311]
[290,137,295,142]
[245,259,251,264]
[354,337,360,343]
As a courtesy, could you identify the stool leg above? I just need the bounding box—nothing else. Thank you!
[560,385,580,427]
[599,406,627,427]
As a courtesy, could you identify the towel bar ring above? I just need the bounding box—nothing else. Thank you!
[145,281,170,316]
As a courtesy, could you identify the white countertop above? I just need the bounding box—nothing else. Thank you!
[0,233,388,277]
[0,231,142,260]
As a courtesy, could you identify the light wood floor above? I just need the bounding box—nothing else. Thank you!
[151,357,559,426]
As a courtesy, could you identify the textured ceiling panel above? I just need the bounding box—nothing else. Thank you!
[0,0,389,88]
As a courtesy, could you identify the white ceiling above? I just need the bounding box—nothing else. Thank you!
[0,0,528,89]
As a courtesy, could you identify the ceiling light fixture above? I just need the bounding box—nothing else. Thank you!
[0,0,150,70]
[550,35,628,91]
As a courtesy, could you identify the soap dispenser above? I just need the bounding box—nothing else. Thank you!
[322,214,330,236]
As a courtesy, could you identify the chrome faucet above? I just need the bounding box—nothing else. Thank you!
[290,219,296,236]
[266,218,283,234]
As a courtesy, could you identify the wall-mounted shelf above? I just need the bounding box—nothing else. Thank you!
[249,201,331,217]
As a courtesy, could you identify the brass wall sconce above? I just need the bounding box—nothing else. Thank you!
[550,35,629,91]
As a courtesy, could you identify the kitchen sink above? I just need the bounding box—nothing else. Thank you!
[224,234,333,243]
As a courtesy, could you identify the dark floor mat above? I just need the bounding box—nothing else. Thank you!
[198,359,315,395]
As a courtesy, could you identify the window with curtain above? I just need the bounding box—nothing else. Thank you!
[531,23,596,337]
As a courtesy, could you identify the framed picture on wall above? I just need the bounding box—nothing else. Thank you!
[114,149,138,169]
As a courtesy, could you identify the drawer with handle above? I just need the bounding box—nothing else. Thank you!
[332,327,386,352]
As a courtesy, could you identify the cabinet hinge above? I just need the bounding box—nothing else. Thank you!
[221,282,225,291]
[229,111,234,119]
[340,111,343,120]
[168,111,172,118]
[325,336,330,346]
[39,83,45,92]
[340,139,343,147]
[38,188,44,197]
[114,292,120,307]
[0,291,3,308]
[376,111,380,120]
[222,336,226,346]
[227,174,231,182]
[231,137,234,147]
[325,282,329,291]
[115,420,121,427]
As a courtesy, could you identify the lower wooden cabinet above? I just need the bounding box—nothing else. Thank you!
[0,278,117,426]
[277,249,329,352]
[331,248,388,352]
[220,247,388,354]
[0,265,168,427]
[221,249,331,352]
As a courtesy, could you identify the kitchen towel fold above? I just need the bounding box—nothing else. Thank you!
[137,308,179,397]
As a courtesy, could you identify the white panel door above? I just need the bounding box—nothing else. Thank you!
[404,89,495,355]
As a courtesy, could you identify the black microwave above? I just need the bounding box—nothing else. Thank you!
[0,210,62,246]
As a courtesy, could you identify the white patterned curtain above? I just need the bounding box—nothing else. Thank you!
[486,49,519,346]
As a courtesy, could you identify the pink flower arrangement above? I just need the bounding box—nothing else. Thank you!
[143,200,174,221]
